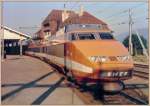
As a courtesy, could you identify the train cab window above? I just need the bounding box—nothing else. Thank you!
[99,33,114,40]
[78,33,95,40]
[68,33,77,41]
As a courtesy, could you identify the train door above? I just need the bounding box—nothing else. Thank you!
[64,33,76,82]
[65,43,74,82]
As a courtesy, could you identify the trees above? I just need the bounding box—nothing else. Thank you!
[122,34,148,56]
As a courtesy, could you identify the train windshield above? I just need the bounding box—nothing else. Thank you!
[99,33,114,40]
[78,33,95,40]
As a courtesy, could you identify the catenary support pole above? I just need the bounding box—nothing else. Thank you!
[129,9,133,56]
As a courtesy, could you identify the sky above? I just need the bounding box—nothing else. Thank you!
[2,1,148,41]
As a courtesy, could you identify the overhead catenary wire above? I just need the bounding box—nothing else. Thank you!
[69,1,80,11]
[109,4,148,26]
[110,16,148,26]
[93,3,119,14]
[109,8,148,57]
[19,26,40,29]
[104,3,147,22]
[98,3,148,55]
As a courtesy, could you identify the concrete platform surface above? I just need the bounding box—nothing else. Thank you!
[1,55,85,105]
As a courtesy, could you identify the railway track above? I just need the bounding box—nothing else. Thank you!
[134,63,149,68]
[125,84,148,89]
[133,63,149,79]
[72,83,149,105]
[103,83,148,105]
[119,91,148,105]
[69,64,149,105]
[27,55,149,105]
[102,63,149,105]
[53,61,149,105]
[103,90,148,105]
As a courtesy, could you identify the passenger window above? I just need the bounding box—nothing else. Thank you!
[99,33,114,40]
[71,33,76,40]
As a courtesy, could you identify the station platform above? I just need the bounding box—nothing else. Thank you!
[1,55,85,105]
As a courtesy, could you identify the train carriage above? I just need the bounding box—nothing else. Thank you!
[26,24,134,93]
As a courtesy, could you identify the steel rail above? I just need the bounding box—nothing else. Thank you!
[120,91,148,105]
[125,84,148,89]
[133,63,149,79]
[134,63,149,69]
[133,70,149,79]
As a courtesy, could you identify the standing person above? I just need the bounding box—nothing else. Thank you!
[4,50,6,59]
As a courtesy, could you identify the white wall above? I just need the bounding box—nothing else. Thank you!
[4,29,27,40]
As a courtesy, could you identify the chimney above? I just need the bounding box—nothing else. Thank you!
[79,5,83,16]
[62,4,69,22]
[64,4,66,14]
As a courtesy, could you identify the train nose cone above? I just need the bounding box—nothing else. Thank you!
[103,81,125,94]
[72,40,129,56]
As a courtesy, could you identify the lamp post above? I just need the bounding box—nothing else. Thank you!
[1,27,5,60]
[19,39,22,56]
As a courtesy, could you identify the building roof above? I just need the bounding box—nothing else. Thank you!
[42,9,75,25]
[2,26,31,39]
[63,11,107,25]
[42,9,109,31]
[40,9,110,37]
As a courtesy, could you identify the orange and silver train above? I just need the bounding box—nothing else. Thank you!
[26,24,134,92]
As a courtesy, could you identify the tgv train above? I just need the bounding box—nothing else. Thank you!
[26,24,134,92]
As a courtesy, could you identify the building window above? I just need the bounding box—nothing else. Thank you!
[13,42,16,46]
[9,43,12,47]
[5,44,8,47]
[43,23,50,27]
[44,30,50,36]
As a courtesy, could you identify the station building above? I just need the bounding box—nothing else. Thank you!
[1,26,31,55]
[33,7,110,44]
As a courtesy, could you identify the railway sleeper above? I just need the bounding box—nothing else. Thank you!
[133,73,149,79]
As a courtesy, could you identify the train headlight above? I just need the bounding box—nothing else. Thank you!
[89,56,98,62]
[99,56,108,62]
[88,56,109,62]
[88,56,99,62]
[91,56,97,62]
[117,55,130,61]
